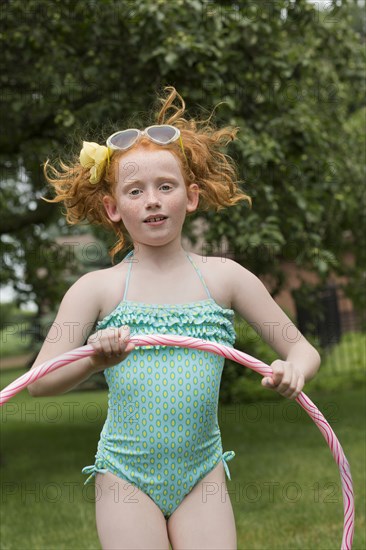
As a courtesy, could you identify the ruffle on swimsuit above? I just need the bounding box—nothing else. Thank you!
[95,298,236,350]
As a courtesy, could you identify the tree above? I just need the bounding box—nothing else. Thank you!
[1,0,364,318]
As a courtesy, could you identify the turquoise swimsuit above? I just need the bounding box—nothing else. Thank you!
[82,249,237,519]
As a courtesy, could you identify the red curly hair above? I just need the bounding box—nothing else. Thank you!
[43,86,252,261]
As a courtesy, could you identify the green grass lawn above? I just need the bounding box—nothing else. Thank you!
[0,368,365,549]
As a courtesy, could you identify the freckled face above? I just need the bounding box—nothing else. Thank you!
[102,147,199,245]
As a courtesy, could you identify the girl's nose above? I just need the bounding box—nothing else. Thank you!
[145,194,161,207]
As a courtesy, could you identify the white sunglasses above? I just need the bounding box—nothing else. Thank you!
[106,125,181,151]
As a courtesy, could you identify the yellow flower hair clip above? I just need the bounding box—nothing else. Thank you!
[79,141,113,185]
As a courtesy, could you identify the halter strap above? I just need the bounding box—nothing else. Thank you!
[122,250,134,301]
[122,249,212,301]
[184,252,212,299]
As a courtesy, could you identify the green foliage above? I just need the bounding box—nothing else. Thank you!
[0,302,15,331]
[1,0,365,316]
[0,323,33,358]
[221,327,366,404]
[0,304,35,357]
[306,331,366,392]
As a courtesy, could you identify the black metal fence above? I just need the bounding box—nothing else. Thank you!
[295,283,365,376]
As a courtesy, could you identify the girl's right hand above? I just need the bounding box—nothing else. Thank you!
[87,325,136,373]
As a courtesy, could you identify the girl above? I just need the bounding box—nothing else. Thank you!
[27,87,321,550]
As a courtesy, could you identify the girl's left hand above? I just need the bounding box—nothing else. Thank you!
[261,360,305,400]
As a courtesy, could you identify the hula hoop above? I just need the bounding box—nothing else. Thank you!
[0,333,354,549]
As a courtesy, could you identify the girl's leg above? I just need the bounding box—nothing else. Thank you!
[95,471,171,550]
[167,461,237,549]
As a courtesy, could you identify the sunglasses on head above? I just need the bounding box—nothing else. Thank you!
[106,124,188,162]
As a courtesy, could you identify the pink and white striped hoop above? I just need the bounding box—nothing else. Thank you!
[0,333,354,549]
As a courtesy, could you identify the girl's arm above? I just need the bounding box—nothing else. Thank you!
[228,260,321,400]
[27,271,134,397]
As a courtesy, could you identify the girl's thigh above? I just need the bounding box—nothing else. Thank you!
[94,471,171,550]
[167,461,237,550]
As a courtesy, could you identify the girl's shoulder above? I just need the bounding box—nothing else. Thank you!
[80,261,128,291]
[188,253,256,309]
[70,264,127,305]
[189,252,254,280]
[83,261,131,322]
[75,264,125,286]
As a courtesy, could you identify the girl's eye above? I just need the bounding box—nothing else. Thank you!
[129,184,172,196]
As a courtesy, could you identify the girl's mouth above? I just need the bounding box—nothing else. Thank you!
[144,216,168,226]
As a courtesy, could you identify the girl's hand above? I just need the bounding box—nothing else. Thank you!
[87,325,136,373]
[261,360,305,400]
